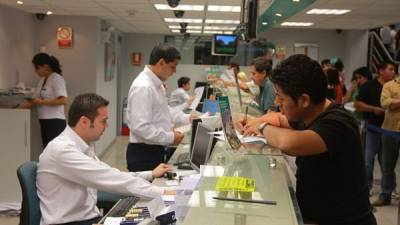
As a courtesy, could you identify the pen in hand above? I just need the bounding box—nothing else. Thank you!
[244,106,248,125]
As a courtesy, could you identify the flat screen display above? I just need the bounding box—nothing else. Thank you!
[212,34,238,56]
[190,124,213,171]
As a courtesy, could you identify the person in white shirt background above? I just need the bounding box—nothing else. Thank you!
[168,76,195,111]
[20,53,68,148]
[126,44,191,172]
[37,93,174,225]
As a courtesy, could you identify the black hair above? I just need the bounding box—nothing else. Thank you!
[270,54,327,104]
[228,61,240,71]
[250,57,272,75]
[177,76,190,88]
[68,93,109,127]
[332,58,344,72]
[320,59,330,66]
[32,53,62,75]
[149,44,181,65]
[326,68,340,85]
[378,61,395,72]
[353,66,372,80]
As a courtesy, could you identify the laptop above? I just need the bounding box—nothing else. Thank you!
[189,123,215,171]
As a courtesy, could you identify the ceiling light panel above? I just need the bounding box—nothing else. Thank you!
[164,18,203,23]
[281,22,313,26]
[155,4,204,11]
[204,26,236,30]
[307,9,351,15]
[205,19,240,24]
[207,5,241,12]
[168,25,202,29]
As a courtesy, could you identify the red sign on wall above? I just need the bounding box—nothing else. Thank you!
[57,27,73,48]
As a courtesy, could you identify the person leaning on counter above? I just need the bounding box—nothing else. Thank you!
[20,53,68,148]
[240,55,376,225]
[37,93,174,225]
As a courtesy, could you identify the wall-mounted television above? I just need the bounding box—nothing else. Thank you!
[211,34,238,56]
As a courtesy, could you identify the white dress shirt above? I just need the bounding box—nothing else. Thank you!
[169,88,190,111]
[33,72,67,119]
[127,66,190,145]
[37,126,164,225]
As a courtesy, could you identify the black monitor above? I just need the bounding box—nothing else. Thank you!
[190,118,202,156]
[247,0,258,39]
[190,124,214,171]
[211,34,238,56]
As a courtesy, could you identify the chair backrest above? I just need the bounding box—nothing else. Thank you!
[17,161,41,225]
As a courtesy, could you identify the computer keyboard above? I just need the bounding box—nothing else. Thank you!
[106,196,140,217]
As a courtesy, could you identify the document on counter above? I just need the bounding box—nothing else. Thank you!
[104,217,124,225]
[189,86,205,110]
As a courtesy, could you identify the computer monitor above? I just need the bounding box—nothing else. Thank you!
[190,118,202,156]
[190,123,214,171]
[211,34,238,56]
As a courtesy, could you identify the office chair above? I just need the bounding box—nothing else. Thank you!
[17,161,41,225]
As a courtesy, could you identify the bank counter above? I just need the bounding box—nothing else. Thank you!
[169,138,302,225]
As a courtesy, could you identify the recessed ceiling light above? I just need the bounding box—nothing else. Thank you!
[281,22,313,26]
[169,25,202,29]
[16,1,23,5]
[171,29,180,33]
[207,5,241,12]
[205,19,240,24]
[262,22,268,25]
[307,9,351,15]
[275,13,282,17]
[46,11,53,15]
[204,26,236,30]
[293,0,300,2]
[155,4,204,11]
[164,18,203,23]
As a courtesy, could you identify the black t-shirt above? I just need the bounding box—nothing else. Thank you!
[356,78,384,126]
[295,103,375,225]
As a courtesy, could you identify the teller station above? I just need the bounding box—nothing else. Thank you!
[100,84,303,225]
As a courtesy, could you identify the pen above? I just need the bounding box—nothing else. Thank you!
[213,197,277,205]
[244,106,248,124]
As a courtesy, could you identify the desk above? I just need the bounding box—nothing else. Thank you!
[167,140,302,225]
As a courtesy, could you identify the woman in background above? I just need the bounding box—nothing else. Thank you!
[22,53,68,148]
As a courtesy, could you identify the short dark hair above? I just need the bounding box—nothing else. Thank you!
[32,53,62,75]
[149,44,181,65]
[178,76,190,88]
[332,58,344,71]
[251,57,272,75]
[68,93,109,127]
[326,68,340,85]
[270,54,327,104]
[378,61,395,72]
[320,59,330,66]
[353,66,372,80]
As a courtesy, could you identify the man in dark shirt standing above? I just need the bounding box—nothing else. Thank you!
[242,55,376,224]
[355,61,395,194]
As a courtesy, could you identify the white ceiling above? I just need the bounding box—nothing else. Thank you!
[0,0,399,34]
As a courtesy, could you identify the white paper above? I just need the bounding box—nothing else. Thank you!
[104,217,123,225]
[178,176,201,191]
[165,180,180,186]
[175,124,191,133]
[162,195,175,202]
[236,130,267,144]
[189,86,205,110]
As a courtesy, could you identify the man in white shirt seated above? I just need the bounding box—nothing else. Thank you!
[37,93,174,225]
[126,44,191,172]
[168,76,195,111]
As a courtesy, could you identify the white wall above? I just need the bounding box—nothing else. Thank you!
[0,4,36,89]
[34,15,116,155]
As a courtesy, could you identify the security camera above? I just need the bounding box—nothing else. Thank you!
[35,13,46,20]
[184,33,190,39]
[180,28,186,34]
[179,22,188,28]
[174,10,184,18]
[335,29,343,34]
[167,0,180,8]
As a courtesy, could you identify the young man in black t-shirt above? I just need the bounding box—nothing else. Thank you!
[242,55,376,225]
[355,61,395,198]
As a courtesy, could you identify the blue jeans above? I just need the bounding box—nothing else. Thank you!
[365,129,383,190]
[380,134,400,200]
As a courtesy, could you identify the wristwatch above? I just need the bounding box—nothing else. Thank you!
[258,122,268,134]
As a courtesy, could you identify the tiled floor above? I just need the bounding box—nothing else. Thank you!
[1,136,399,225]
